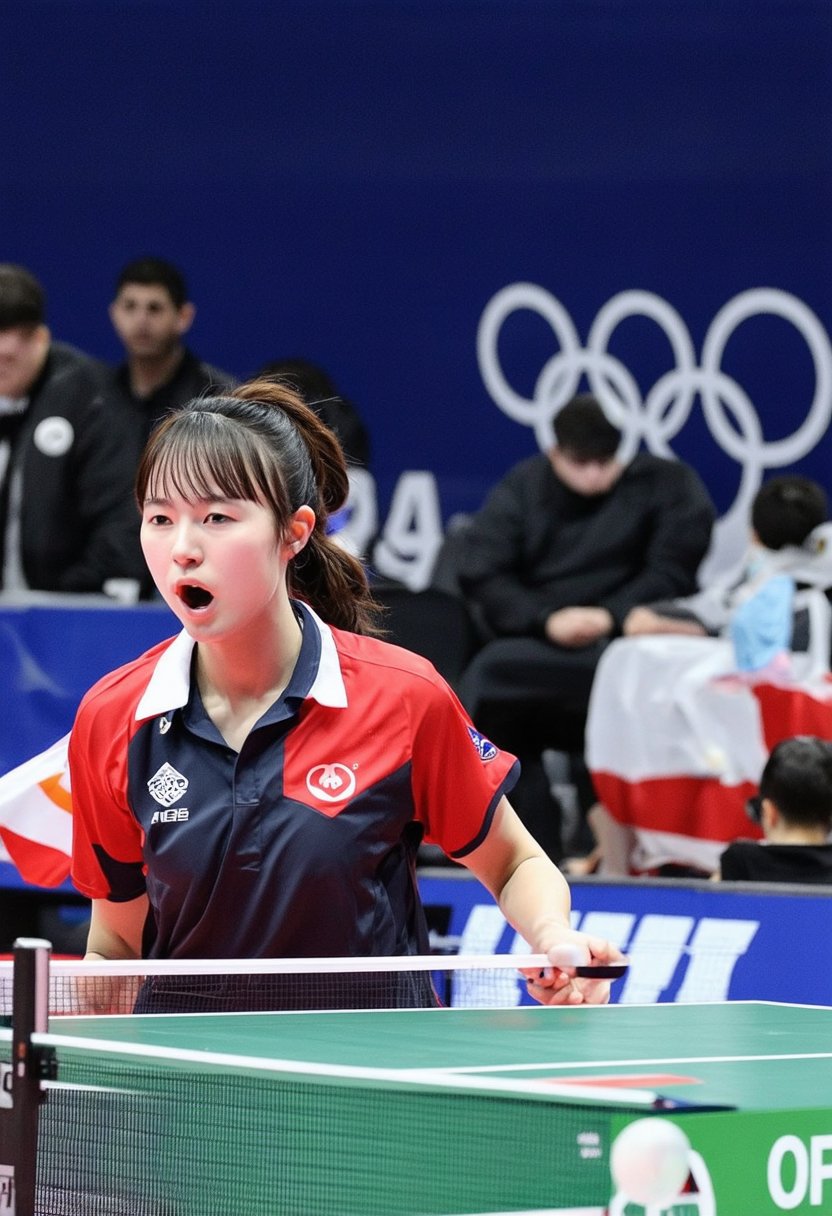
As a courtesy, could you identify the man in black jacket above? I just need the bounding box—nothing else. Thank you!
[457,394,716,861]
[103,257,237,597]
[0,264,144,594]
[106,256,236,459]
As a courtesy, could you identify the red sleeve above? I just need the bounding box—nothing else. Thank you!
[410,679,518,857]
[68,682,146,902]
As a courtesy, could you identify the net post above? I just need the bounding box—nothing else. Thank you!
[3,938,53,1216]
[13,938,50,1040]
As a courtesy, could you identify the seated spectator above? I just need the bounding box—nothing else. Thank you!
[717,736,832,884]
[0,264,144,594]
[255,357,371,468]
[584,476,832,877]
[106,256,236,458]
[455,393,716,862]
[622,476,829,659]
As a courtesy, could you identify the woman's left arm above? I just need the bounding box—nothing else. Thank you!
[462,796,627,1005]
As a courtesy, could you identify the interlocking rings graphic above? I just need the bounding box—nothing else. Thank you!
[477,284,832,549]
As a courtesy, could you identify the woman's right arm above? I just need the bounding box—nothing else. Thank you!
[74,895,149,1014]
[85,894,148,960]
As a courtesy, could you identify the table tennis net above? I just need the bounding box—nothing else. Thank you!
[0,952,560,1017]
[8,1047,638,1216]
[1,943,645,1215]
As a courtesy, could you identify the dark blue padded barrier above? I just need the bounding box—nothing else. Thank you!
[420,869,832,1006]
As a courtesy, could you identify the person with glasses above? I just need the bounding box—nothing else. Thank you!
[717,736,832,884]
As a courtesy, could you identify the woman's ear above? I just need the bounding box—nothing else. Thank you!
[286,505,316,555]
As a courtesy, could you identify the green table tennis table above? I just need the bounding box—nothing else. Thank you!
[3,998,832,1215]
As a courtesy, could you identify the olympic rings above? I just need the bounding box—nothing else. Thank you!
[477,284,832,521]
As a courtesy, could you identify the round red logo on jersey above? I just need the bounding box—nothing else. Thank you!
[305,763,357,803]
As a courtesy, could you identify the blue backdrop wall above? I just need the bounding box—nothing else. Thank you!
[4,0,832,586]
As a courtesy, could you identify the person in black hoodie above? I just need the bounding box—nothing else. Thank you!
[0,263,144,594]
[456,393,715,861]
[718,737,832,884]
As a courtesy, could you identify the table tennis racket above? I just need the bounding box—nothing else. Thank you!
[546,944,628,980]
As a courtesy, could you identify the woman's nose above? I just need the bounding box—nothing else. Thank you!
[171,522,202,565]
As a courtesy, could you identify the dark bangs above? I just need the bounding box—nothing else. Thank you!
[136,410,293,524]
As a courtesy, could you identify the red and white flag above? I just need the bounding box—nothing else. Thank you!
[0,734,72,887]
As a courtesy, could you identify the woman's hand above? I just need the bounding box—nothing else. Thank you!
[520,934,628,1007]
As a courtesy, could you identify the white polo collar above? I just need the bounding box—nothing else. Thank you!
[134,602,348,721]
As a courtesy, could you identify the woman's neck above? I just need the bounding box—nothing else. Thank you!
[195,603,304,750]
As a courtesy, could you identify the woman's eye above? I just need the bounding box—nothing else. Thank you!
[146,514,170,526]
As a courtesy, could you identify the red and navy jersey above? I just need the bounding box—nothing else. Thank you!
[69,603,518,959]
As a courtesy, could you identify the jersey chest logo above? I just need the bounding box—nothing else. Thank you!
[147,761,189,807]
[305,763,357,804]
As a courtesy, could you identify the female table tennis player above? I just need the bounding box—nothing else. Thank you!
[67,379,625,1010]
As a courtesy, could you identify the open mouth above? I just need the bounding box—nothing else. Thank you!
[179,585,214,610]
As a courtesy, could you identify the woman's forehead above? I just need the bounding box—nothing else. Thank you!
[143,485,245,507]
[149,443,254,492]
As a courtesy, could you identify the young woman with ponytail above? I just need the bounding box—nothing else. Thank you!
[68,379,624,1007]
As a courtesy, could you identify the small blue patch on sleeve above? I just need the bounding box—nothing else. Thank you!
[467,724,498,762]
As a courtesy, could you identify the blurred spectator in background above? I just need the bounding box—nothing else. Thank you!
[622,475,829,651]
[0,264,143,594]
[455,393,715,862]
[717,737,832,884]
[107,256,236,459]
[104,256,237,598]
[255,357,371,468]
